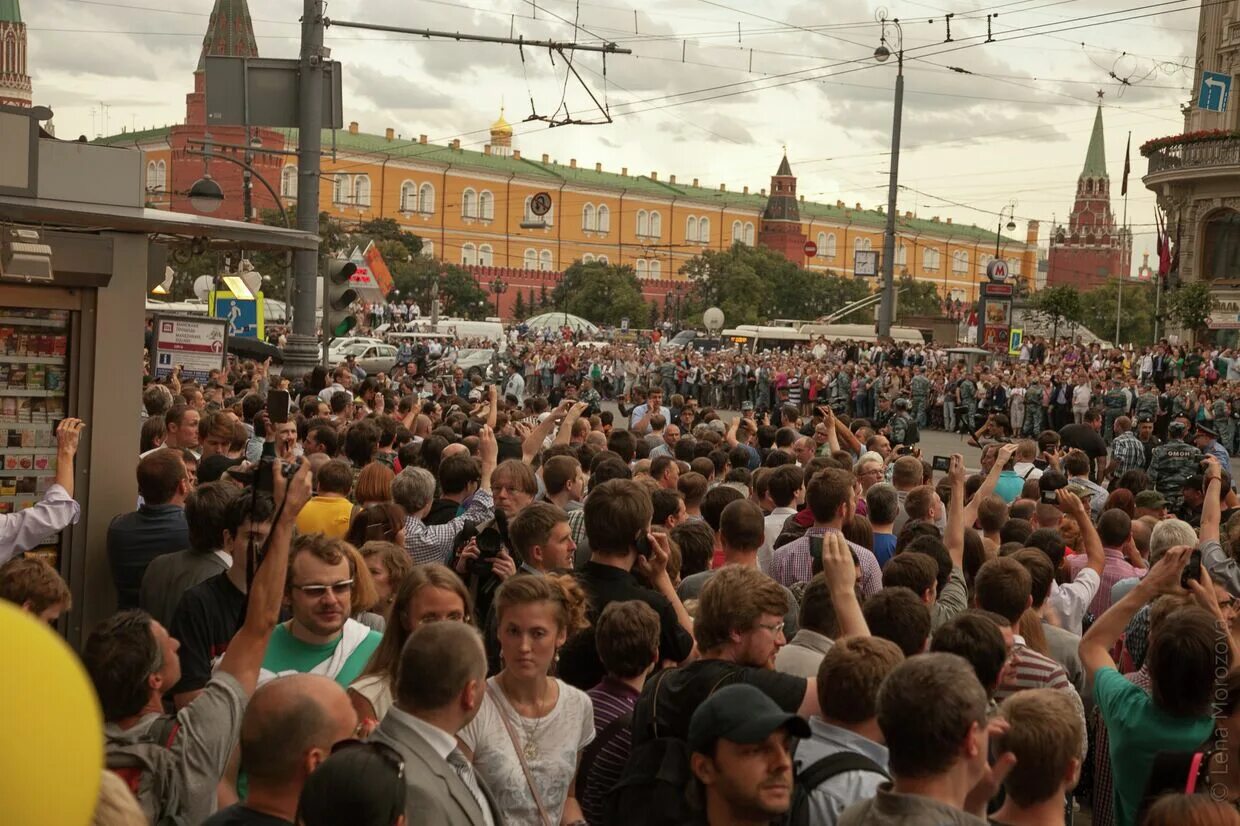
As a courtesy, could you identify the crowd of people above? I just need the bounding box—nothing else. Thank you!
[8,332,1240,826]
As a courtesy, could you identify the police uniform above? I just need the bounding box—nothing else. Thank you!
[910,373,931,429]
[1024,379,1045,436]
[958,378,977,434]
[1102,383,1128,444]
[1148,423,1204,511]
[1214,400,1236,457]
[1135,388,1159,422]
[889,399,916,446]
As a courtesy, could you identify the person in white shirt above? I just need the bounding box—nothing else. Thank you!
[760,465,803,574]
[1035,490,1103,636]
[0,418,83,565]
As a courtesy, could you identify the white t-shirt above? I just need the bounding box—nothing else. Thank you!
[460,677,594,826]
[349,673,393,722]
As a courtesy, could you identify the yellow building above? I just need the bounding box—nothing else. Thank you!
[99,113,1038,304]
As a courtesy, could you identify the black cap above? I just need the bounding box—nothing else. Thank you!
[198,454,242,484]
[1039,470,1068,493]
[1195,424,1219,440]
[1137,413,1154,424]
[687,684,810,753]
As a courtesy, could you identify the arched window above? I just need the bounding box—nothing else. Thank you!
[418,183,435,213]
[636,259,648,277]
[598,255,609,264]
[523,248,538,270]
[896,244,907,266]
[637,210,650,237]
[479,191,494,221]
[854,237,872,258]
[523,196,535,223]
[145,161,157,191]
[461,243,477,266]
[478,244,494,267]
[461,188,477,219]
[583,203,596,231]
[539,250,553,271]
[743,222,755,246]
[399,181,416,212]
[421,241,434,258]
[597,205,610,233]
[686,216,698,242]
[332,174,347,204]
[731,221,743,243]
[650,211,663,239]
[354,175,371,207]
[825,233,837,258]
[923,249,940,270]
[952,251,969,273]
[698,217,710,243]
[816,232,827,257]
[649,259,661,278]
[282,166,299,199]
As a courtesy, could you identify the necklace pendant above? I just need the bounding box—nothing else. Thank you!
[523,740,539,760]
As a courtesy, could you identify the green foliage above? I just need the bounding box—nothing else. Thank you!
[549,261,648,327]
[1078,280,1159,345]
[1165,281,1217,342]
[894,275,943,321]
[512,291,527,321]
[1029,285,1083,339]
[389,257,489,320]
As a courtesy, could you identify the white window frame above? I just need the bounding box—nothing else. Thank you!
[637,209,649,238]
[461,243,477,266]
[698,217,710,243]
[354,174,371,208]
[650,211,663,239]
[418,182,435,214]
[479,190,494,221]
[743,222,755,246]
[597,204,610,233]
[421,241,434,258]
[462,187,477,219]
[282,166,299,199]
[686,215,698,242]
[399,180,416,212]
[636,259,649,278]
[539,250,553,271]
[825,233,837,258]
[598,255,609,264]
[649,259,662,278]
[333,173,348,205]
[478,244,493,267]
[583,203,596,232]
[523,248,538,270]
[731,220,743,243]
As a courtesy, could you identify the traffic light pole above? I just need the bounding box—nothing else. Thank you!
[283,0,328,378]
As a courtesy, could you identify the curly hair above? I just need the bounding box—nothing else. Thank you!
[495,573,591,637]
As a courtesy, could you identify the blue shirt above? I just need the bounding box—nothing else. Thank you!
[994,470,1024,503]
[872,532,897,568]
[796,717,890,826]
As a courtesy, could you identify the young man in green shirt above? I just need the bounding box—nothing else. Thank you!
[259,534,381,688]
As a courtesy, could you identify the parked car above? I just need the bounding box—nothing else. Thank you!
[328,336,384,363]
[337,341,399,376]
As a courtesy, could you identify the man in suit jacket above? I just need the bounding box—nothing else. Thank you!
[370,622,500,826]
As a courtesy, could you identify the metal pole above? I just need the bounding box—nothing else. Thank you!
[1154,270,1163,342]
[1117,147,1129,345]
[284,0,327,377]
[877,49,903,339]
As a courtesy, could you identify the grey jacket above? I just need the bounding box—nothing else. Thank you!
[370,710,502,826]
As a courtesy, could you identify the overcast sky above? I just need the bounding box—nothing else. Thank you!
[27,0,1202,274]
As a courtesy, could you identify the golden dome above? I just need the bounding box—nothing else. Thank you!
[490,108,513,137]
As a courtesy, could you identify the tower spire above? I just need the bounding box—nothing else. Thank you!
[1082,104,1108,179]
[197,0,258,72]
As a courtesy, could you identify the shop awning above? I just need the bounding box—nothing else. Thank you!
[0,195,320,252]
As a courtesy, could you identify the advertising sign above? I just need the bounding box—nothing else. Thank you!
[152,315,228,383]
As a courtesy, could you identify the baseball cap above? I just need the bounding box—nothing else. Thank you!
[1065,481,1095,499]
[468,388,482,402]
[1134,490,1167,509]
[687,684,810,753]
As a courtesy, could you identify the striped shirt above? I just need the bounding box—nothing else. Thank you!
[994,637,1088,760]
[1068,547,1146,618]
[581,677,640,826]
[769,527,882,598]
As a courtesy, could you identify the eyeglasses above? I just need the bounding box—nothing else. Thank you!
[292,579,354,598]
[757,621,786,637]
[331,739,405,780]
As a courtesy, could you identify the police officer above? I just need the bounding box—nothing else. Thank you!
[910,367,931,430]
[958,373,978,434]
[1023,374,1045,437]
[1192,423,1232,469]
[1134,382,1159,423]
[1148,420,1203,512]
[887,397,917,447]
[873,395,894,431]
[1100,377,1128,445]
[1136,413,1161,469]
[831,366,851,416]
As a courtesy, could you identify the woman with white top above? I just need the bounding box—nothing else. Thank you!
[459,574,593,826]
[349,563,472,729]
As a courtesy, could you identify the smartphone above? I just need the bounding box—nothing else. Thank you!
[1040,489,1061,505]
[1181,549,1203,589]
[267,389,291,424]
[635,533,653,559]
[932,455,951,472]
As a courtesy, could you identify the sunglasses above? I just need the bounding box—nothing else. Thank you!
[331,739,405,780]
[292,579,355,598]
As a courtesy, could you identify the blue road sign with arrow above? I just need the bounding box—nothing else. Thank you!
[1200,71,1232,113]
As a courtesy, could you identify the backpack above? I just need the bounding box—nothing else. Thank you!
[786,751,891,826]
[604,667,739,826]
[106,715,188,826]
[903,415,920,446]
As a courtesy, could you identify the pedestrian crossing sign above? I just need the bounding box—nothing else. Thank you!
[1008,328,1023,356]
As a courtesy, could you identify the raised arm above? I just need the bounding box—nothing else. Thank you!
[53,418,84,497]
[554,402,590,446]
[522,402,567,463]
[945,453,966,566]
[1197,457,1240,596]
[217,460,312,696]
[822,532,868,638]
[963,442,1017,527]
[1058,489,1105,578]
[486,383,498,430]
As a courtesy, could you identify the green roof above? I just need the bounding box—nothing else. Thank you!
[93,124,1021,246]
[0,0,21,23]
[1083,105,1108,179]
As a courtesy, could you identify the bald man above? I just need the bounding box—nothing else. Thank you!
[204,674,357,825]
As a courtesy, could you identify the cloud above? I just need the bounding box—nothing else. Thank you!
[347,66,455,111]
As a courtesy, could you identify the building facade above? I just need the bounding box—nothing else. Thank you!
[0,0,30,108]
[94,0,1039,318]
[1142,1,1240,338]
[1047,104,1133,289]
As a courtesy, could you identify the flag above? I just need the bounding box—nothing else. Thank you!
[1121,133,1132,196]
[1156,210,1171,278]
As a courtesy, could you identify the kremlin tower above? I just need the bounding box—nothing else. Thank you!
[758,154,809,264]
[0,0,31,108]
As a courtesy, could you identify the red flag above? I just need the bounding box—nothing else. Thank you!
[1121,133,1132,196]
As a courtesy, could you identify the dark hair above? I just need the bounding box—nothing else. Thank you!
[882,553,937,597]
[344,420,381,467]
[878,653,989,778]
[185,481,237,553]
[931,611,1009,696]
[584,479,653,556]
[805,468,854,523]
[902,534,951,595]
[317,459,354,496]
[701,485,744,533]
[798,574,840,638]
[438,453,481,495]
[999,518,1033,546]
[670,520,715,579]
[1026,528,1066,569]
[346,503,406,547]
[307,424,339,457]
[766,464,803,508]
[596,600,660,679]
[862,587,932,657]
[719,499,765,552]
[1149,607,1221,717]
[651,489,684,528]
[296,743,407,826]
[1097,508,1132,547]
[136,448,186,505]
[82,609,162,721]
[974,557,1032,624]
[607,430,637,463]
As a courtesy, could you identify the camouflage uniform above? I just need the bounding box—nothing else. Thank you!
[1214,400,1236,457]
[889,399,917,446]
[1148,430,1203,511]
[1135,389,1159,422]
[831,370,851,415]
[1023,379,1045,436]
[910,373,931,429]
[1102,385,1128,445]
[958,378,978,434]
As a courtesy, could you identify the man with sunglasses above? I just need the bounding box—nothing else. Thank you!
[257,534,381,688]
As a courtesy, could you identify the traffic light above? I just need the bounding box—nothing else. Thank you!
[324,258,359,341]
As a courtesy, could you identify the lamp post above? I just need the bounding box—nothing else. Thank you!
[491,278,508,319]
[875,13,903,340]
[995,203,1017,259]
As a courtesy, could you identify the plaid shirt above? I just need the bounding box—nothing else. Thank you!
[1090,666,1152,826]
[404,489,494,565]
[769,527,882,597]
[1110,431,1146,476]
[1068,547,1146,618]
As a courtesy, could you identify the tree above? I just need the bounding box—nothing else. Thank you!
[680,245,775,326]
[1165,281,1216,343]
[648,301,660,329]
[388,258,489,320]
[894,275,943,321]
[539,284,550,311]
[1029,285,1083,340]
[550,261,647,327]
[1078,280,1159,345]
[512,291,527,321]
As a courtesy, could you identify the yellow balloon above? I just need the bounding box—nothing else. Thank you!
[0,600,103,825]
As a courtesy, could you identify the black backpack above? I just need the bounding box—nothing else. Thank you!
[786,751,890,826]
[603,667,738,826]
[904,415,920,446]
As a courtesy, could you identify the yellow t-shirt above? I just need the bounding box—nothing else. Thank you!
[294,495,356,538]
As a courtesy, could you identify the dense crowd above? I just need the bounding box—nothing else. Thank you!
[8,333,1240,826]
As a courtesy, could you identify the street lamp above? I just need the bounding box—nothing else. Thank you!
[876,12,903,340]
[491,278,507,318]
[188,176,225,214]
[995,203,1017,258]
